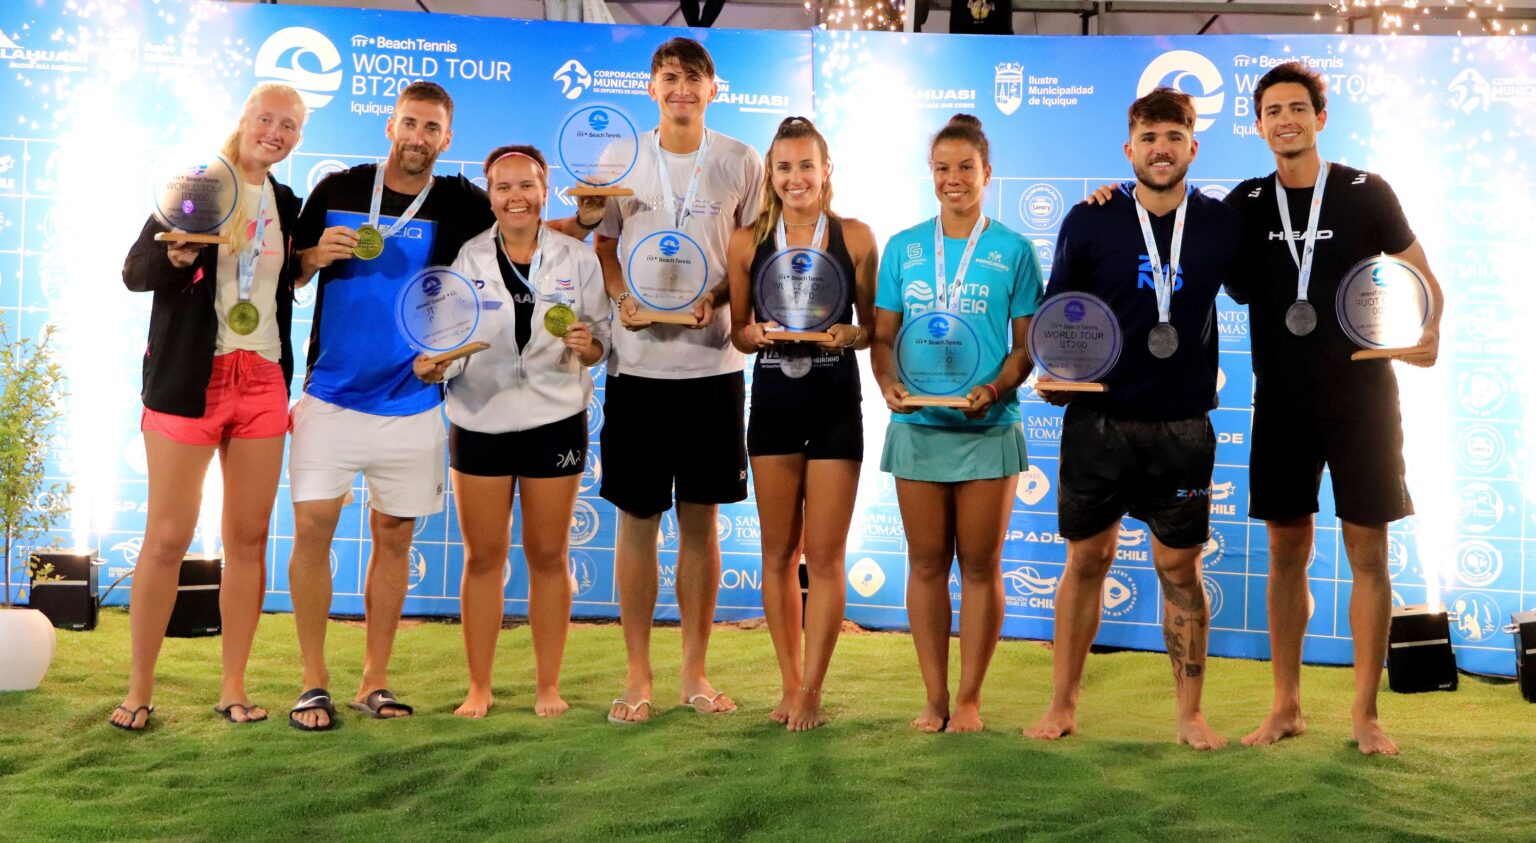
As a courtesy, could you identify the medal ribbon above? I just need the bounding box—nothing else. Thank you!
[775,212,828,252]
[499,223,545,292]
[1275,161,1329,303]
[932,214,988,312]
[1133,187,1188,327]
[236,180,270,304]
[367,163,434,239]
[652,129,712,230]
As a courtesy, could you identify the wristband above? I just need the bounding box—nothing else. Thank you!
[577,214,601,232]
[982,383,999,402]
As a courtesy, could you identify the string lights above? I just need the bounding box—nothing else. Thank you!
[804,0,906,30]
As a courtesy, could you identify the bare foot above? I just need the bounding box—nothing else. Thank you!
[534,687,569,718]
[769,689,793,724]
[1024,706,1077,740]
[1241,709,1307,747]
[109,700,153,730]
[609,682,653,724]
[1176,713,1228,751]
[786,689,825,732]
[910,701,948,733]
[944,702,984,733]
[1352,718,1400,756]
[454,687,494,719]
[681,683,737,714]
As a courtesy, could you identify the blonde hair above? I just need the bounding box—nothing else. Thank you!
[751,116,836,248]
[219,83,307,250]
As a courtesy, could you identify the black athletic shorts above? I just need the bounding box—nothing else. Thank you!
[747,403,863,462]
[1249,406,1413,525]
[1058,404,1215,549]
[599,371,747,517]
[449,412,587,478]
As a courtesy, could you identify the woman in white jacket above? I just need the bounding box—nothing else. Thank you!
[414,144,610,719]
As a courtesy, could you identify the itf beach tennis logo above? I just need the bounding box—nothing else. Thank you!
[658,235,681,257]
[791,253,814,274]
[1018,184,1065,231]
[255,27,343,110]
[1448,591,1500,644]
[587,109,610,132]
[554,59,593,100]
[1137,51,1224,132]
[994,62,1024,115]
[927,316,952,339]
[847,558,886,598]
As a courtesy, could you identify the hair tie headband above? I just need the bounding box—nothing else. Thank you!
[486,150,544,175]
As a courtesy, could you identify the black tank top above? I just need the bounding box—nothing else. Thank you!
[747,216,861,412]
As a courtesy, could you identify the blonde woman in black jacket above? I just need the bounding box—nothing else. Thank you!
[113,83,307,730]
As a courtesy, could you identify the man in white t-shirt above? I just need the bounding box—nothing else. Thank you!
[595,37,764,723]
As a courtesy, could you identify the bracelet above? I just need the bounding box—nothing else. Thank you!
[576,214,601,232]
[798,686,821,695]
[843,325,861,349]
[612,291,630,307]
[982,383,999,401]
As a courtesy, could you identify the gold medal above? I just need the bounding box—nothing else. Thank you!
[228,301,260,336]
[353,225,384,260]
[544,303,576,337]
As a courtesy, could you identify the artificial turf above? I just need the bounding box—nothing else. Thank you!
[0,608,1531,842]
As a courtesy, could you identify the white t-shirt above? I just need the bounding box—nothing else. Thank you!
[597,129,763,379]
[214,180,283,362]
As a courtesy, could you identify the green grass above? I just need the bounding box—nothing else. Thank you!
[1,609,1532,842]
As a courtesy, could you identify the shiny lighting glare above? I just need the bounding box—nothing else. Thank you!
[804,0,905,30]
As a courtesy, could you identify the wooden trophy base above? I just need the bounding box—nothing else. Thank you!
[426,341,491,366]
[154,232,228,245]
[568,186,634,197]
[902,395,972,409]
[1035,381,1108,393]
[764,330,833,343]
[1351,344,1432,361]
[638,310,700,326]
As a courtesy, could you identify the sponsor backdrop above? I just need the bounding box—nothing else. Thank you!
[3,1,1532,674]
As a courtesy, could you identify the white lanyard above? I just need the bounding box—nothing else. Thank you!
[367,163,433,238]
[1275,161,1329,303]
[1133,188,1188,326]
[653,130,711,230]
[498,225,544,292]
[775,212,827,252]
[932,214,987,312]
[236,181,270,304]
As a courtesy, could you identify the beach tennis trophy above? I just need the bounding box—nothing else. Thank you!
[1335,256,1436,362]
[150,154,240,246]
[624,230,712,325]
[754,243,849,343]
[895,310,984,408]
[557,103,638,198]
[1028,292,1123,393]
[396,266,490,365]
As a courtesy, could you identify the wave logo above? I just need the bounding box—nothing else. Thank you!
[1455,539,1503,588]
[994,62,1024,116]
[1003,565,1058,596]
[587,108,610,132]
[1137,50,1224,132]
[422,274,442,298]
[1448,591,1500,643]
[1101,573,1138,618]
[306,159,348,193]
[658,235,681,257]
[903,279,935,311]
[927,316,951,340]
[847,557,886,598]
[1017,465,1051,506]
[1447,68,1492,114]
[255,27,343,110]
[1197,183,1229,201]
[569,499,600,546]
[1064,299,1086,323]
[553,59,592,100]
[791,253,813,274]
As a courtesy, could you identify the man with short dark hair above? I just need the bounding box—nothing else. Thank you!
[1228,62,1442,756]
[1025,88,1240,750]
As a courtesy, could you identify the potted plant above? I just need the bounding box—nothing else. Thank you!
[0,322,71,691]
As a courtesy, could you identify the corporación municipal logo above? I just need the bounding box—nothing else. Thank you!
[847,557,886,598]
[1019,184,1065,231]
[1449,591,1500,643]
[554,59,593,100]
[1448,68,1492,113]
[1137,50,1224,132]
[994,62,1023,115]
[1455,539,1503,588]
[255,27,343,110]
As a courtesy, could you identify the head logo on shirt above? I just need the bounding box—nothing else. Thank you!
[659,235,681,257]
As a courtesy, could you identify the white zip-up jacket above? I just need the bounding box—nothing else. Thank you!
[442,224,611,433]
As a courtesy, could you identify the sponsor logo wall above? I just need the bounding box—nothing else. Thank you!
[4,2,1532,674]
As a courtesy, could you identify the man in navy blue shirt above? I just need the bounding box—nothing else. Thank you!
[1025,88,1240,750]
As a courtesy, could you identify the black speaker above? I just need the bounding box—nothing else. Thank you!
[1387,604,1458,693]
[28,549,98,631]
[1511,610,1536,704]
[165,553,221,638]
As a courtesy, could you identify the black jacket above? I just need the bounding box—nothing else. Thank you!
[122,175,301,418]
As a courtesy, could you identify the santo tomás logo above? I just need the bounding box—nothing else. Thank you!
[927,315,952,339]
[659,235,681,257]
[255,27,343,110]
[791,252,814,274]
[588,108,610,132]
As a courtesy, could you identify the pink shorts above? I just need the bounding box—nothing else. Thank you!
[141,350,290,445]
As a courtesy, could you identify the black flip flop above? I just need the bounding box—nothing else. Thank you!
[288,688,337,732]
[349,688,414,719]
[214,702,268,724]
[110,704,154,732]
